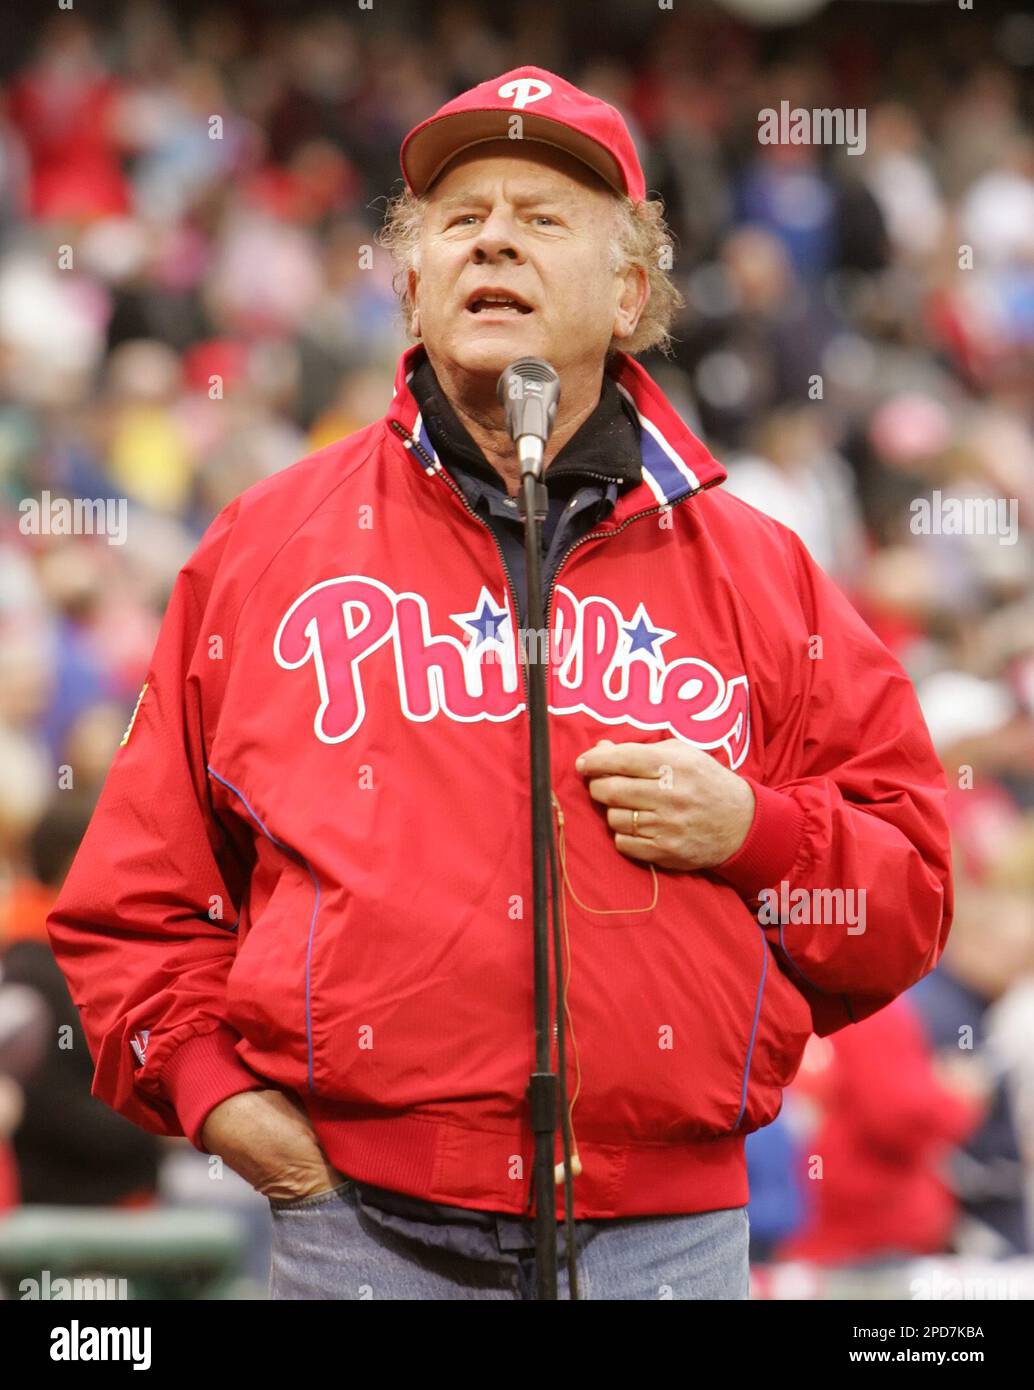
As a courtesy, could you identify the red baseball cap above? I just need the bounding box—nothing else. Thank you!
[400,66,646,203]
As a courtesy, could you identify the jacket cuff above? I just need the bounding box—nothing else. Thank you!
[159,1026,268,1152]
[712,778,806,901]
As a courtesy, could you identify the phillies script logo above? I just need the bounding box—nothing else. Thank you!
[274,577,750,768]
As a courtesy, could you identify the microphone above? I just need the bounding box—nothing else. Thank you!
[497,358,561,479]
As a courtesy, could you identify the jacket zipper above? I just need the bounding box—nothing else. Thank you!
[390,419,531,700]
[540,477,724,640]
[389,418,723,1111]
[538,472,723,1146]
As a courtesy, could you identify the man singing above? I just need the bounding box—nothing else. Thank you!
[47,67,953,1300]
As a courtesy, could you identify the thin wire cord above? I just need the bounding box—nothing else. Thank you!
[553,791,659,915]
[549,791,661,1199]
[548,813,579,1299]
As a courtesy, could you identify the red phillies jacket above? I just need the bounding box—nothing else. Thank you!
[47,343,953,1220]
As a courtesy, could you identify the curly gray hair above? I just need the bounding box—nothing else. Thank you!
[376,186,684,357]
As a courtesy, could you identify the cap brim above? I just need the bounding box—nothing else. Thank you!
[401,109,628,199]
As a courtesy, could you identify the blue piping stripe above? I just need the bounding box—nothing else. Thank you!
[414,410,440,468]
[777,921,830,994]
[640,422,696,504]
[207,766,319,1093]
[614,381,701,503]
[734,924,768,1132]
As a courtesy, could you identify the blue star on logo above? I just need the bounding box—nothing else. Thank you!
[450,588,512,651]
[622,603,676,662]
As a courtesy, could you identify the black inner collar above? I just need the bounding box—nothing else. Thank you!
[409,353,643,497]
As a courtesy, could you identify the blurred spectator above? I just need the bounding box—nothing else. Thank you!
[6,16,130,222]
[0,795,161,1206]
[909,825,1034,1257]
[775,997,988,1267]
[723,405,866,584]
[745,1111,806,1265]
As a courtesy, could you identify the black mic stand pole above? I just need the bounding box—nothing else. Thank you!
[501,357,578,1300]
[518,462,560,1301]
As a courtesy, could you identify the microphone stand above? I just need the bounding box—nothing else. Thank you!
[518,461,561,1300]
[518,456,580,1301]
[502,358,579,1301]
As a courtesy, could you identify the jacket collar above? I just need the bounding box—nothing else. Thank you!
[384,343,726,526]
[408,353,643,496]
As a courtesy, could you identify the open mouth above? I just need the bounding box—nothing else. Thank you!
[465,290,533,315]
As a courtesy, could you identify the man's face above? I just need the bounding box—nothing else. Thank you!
[407,139,646,383]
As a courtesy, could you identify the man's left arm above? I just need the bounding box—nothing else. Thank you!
[710,528,954,1028]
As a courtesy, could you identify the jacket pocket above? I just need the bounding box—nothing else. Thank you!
[562,877,789,1144]
[225,848,316,1078]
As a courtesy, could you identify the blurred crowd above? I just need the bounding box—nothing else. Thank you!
[0,0,1032,1292]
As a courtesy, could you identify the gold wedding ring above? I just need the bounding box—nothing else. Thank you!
[632,809,640,836]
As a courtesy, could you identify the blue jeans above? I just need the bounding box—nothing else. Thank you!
[267,1178,750,1300]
